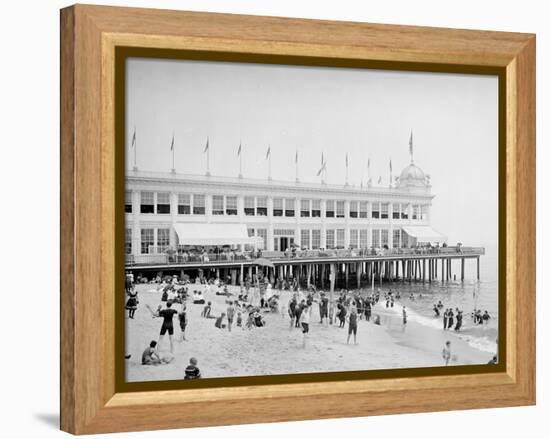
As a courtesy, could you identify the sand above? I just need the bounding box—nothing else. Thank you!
[125,283,493,382]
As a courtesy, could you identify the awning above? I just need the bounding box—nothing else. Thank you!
[401,226,447,243]
[173,223,260,247]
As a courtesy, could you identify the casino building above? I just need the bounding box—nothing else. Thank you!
[125,154,446,264]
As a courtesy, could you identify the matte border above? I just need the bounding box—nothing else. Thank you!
[114,47,507,393]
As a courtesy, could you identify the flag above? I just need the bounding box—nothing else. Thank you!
[203,137,209,153]
[237,143,242,156]
[367,157,370,170]
[131,127,136,148]
[316,161,326,177]
[378,176,382,184]
[390,159,392,172]
[265,145,271,160]
[346,153,349,167]
[295,150,298,164]
[321,152,324,165]
[409,131,413,157]
[170,133,174,151]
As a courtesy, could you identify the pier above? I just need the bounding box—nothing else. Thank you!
[126,246,484,292]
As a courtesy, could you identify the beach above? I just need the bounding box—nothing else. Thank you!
[126,282,495,382]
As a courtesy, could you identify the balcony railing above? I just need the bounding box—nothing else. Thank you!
[126,246,484,267]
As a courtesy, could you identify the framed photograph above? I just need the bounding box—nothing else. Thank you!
[60,4,535,434]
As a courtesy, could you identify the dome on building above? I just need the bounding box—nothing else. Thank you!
[398,163,428,188]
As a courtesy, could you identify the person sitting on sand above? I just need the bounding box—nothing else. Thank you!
[254,310,265,327]
[202,301,212,318]
[184,357,201,380]
[141,340,173,365]
[141,340,162,365]
[214,313,226,329]
[193,290,205,304]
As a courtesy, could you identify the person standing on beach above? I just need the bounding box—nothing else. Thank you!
[402,306,408,325]
[364,300,372,322]
[147,301,177,353]
[226,301,235,332]
[178,303,187,341]
[442,341,452,366]
[447,309,454,330]
[347,307,358,345]
[288,295,297,329]
[300,303,312,348]
[319,293,329,325]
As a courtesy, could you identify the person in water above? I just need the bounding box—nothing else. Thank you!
[433,304,440,317]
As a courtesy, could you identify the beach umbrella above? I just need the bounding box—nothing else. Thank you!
[255,258,275,269]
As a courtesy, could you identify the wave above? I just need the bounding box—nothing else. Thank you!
[383,301,497,353]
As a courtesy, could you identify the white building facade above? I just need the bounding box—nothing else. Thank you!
[125,159,444,261]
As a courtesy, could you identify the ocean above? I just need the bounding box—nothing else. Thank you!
[352,245,499,354]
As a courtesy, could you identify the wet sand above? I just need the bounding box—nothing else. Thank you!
[126,283,494,382]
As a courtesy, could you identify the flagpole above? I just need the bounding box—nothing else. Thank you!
[389,159,393,188]
[295,150,299,183]
[132,126,138,172]
[345,153,349,187]
[238,142,243,179]
[268,146,272,181]
[171,132,175,174]
[205,137,211,176]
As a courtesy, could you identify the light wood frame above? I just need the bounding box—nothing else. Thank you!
[60,4,536,434]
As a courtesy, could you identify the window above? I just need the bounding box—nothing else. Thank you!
[300,199,311,217]
[336,229,345,248]
[336,201,345,218]
[256,229,267,249]
[140,228,154,254]
[381,229,389,247]
[350,229,358,248]
[157,228,170,252]
[421,205,428,220]
[125,228,132,254]
[359,201,368,218]
[359,229,368,248]
[140,191,154,214]
[193,194,205,215]
[256,197,267,216]
[285,198,295,217]
[212,195,224,215]
[401,203,408,219]
[413,205,420,220]
[326,200,335,218]
[393,229,401,248]
[312,199,321,217]
[326,230,335,249]
[244,197,255,216]
[349,201,358,218]
[372,229,381,248]
[178,194,191,215]
[226,196,238,215]
[273,198,283,216]
[372,202,380,219]
[381,203,389,219]
[125,191,132,213]
[156,192,170,214]
[311,230,321,249]
[301,229,310,249]
[392,203,400,219]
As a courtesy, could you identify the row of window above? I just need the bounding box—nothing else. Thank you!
[126,191,428,220]
[126,228,407,255]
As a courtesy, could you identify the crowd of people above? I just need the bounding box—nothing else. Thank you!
[125,271,496,377]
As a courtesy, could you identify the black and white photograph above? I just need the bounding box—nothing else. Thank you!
[123,57,499,383]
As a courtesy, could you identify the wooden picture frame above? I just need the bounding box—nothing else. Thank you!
[60,4,535,434]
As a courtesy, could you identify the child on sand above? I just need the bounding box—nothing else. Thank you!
[442,341,452,366]
[347,307,358,345]
[226,302,235,332]
[236,311,243,328]
[184,357,201,380]
[214,313,226,329]
[202,301,212,318]
[301,303,311,348]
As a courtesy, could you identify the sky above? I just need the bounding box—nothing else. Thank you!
[126,58,499,247]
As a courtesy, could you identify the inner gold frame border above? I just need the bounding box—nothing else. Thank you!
[60,4,536,434]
